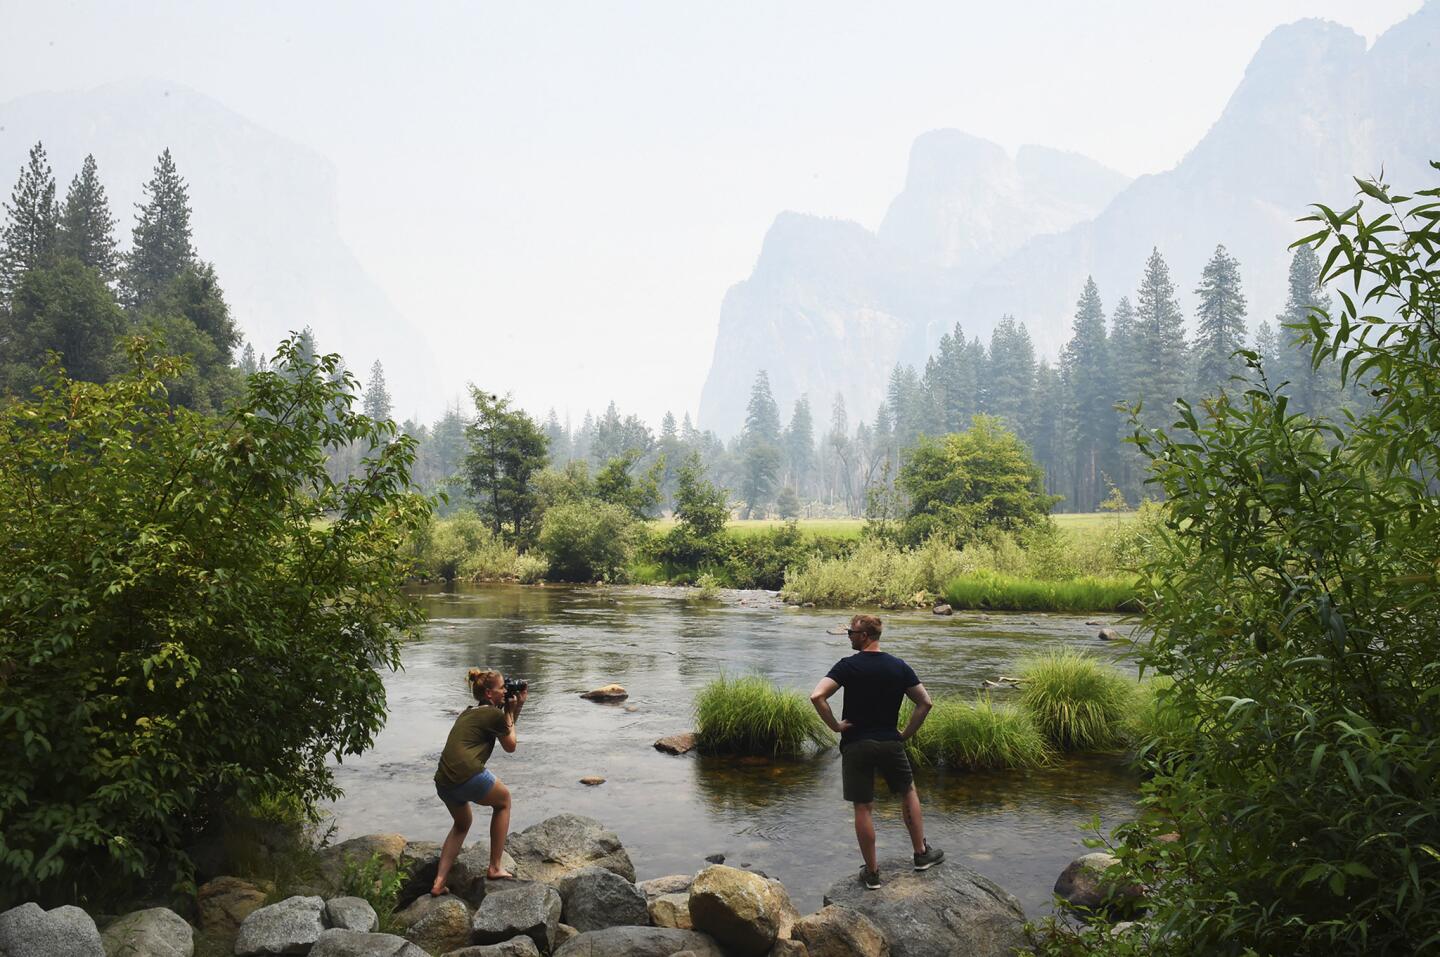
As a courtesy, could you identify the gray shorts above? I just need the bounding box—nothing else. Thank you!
[841,738,914,804]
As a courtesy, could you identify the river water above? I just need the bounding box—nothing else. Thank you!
[325,583,1140,915]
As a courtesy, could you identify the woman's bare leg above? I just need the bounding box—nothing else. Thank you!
[432,800,473,895]
[475,779,513,878]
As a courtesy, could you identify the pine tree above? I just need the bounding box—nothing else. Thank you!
[1030,360,1064,499]
[783,395,815,499]
[239,342,260,375]
[1192,244,1248,394]
[923,322,981,432]
[58,154,119,283]
[126,149,195,310]
[739,370,782,517]
[886,364,925,450]
[1132,248,1188,431]
[1109,295,1143,502]
[986,316,1036,440]
[544,408,570,463]
[363,360,393,422]
[1273,244,1336,416]
[1060,278,1113,510]
[827,393,854,511]
[1,142,59,300]
[1255,320,1277,367]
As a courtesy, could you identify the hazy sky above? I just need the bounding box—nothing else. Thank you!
[0,1,1423,424]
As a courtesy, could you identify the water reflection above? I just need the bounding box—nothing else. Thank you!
[326,583,1139,915]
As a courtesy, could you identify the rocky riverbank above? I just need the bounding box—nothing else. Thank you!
[0,812,1137,956]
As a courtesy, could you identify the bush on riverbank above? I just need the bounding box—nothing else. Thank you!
[903,696,1054,770]
[538,500,642,582]
[418,509,521,581]
[1018,649,1136,751]
[694,675,834,756]
[942,572,1139,612]
[779,536,967,607]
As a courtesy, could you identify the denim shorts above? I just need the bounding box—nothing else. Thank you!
[436,769,496,805]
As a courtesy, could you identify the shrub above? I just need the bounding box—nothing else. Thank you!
[780,536,965,607]
[903,696,1053,771]
[514,553,548,584]
[339,852,410,933]
[421,509,520,581]
[537,500,639,582]
[1018,649,1136,751]
[942,572,1139,612]
[0,338,428,905]
[694,675,834,756]
[692,572,722,601]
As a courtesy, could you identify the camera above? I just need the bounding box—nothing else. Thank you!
[503,676,528,701]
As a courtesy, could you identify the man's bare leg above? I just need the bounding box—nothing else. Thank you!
[853,801,879,872]
[900,786,927,854]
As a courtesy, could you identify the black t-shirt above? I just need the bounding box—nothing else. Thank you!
[825,651,920,748]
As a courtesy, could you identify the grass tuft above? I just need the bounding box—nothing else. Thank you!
[694,674,834,756]
[942,571,1140,612]
[1018,648,1137,751]
[902,695,1054,770]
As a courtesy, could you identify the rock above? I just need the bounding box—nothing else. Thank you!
[441,939,542,957]
[637,876,692,901]
[653,734,697,756]
[100,906,193,957]
[508,814,636,884]
[197,875,272,936]
[0,902,104,957]
[648,894,691,930]
[1097,627,1120,641]
[822,858,1026,957]
[552,927,725,957]
[767,941,808,957]
[578,777,605,786]
[687,865,798,956]
[234,895,327,956]
[801,602,816,608]
[326,897,379,933]
[309,928,429,956]
[624,705,640,713]
[399,841,517,908]
[554,923,579,948]
[318,834,409,892]
[579,684,628,702]
[555,866,649,932]
[791,905,888,957]
[703,854,724,865]
[404,895,471,954]
[1054,852,1144,914]
[932,603,953,616]
[470,882,562,954]
[395,892,463,930]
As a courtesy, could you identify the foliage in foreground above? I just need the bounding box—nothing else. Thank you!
[901,695,1054,771]
[694,675,834,757]
[0,339,429,907]
[1018,649,1136,752]
[1056,168,1440,955]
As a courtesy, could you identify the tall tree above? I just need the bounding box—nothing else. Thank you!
[125,149,195,310]
[1,259,125,391]
[1132,248,1188,431]
[1029,360,1065,500]
[986,316,1036,440]
[1192,244,1249,394]
[827,393,854,511]
[463,389,550,543]
[1109,295,1143,503]
[923,322,982,433]
[0,142,59,301]
[363,360,393,422]
[783,395,815,500]
[1272,244,1336,416]
[58,154,119,283]
[1060,278,1113,511]
[739,370,782,517]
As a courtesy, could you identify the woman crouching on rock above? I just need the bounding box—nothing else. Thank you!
[431,667,527,895]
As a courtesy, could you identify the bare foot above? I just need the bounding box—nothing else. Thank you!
[486,867,515,880]
[430,884,449,896]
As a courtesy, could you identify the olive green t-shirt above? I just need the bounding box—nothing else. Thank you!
[434,705,509,788]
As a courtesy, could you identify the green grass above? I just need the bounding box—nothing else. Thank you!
[693,675,835,756]
[1018,648,1138,751]
[1052,511,1139,534]
[652,517,866,539]
[942,571,1141,612]
[902,695,1054,770]
[1127,675,1195,759]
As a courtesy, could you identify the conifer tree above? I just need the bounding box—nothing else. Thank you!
[1108,295,1143,502]
[1,142,59,301]
[363,360,393,422]
[58,154,119,283]
[1132,248,1188,431]
[239,342,260,376]
[886,364,925,450]
[1254,320,1277,367]
[1192,244,1248,394]
[783,395,815,499]
[1273,244,1336,416]
[1060,278,1113,510]
[739,370,782,517]
[1029,360,1064,498]
[827,393,854,511]
[986,316,1036,440]
[126,149,196,310]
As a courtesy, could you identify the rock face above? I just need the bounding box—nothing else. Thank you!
[647,893,691,930]
[308,928,428,956]
[318,834,409,892]
[100,906,193,957]
[822,858,1026,957]
[555,866,649,932]
[0,902,104,957]
[508,814,636,884]
[653,733,696,755]
[1054,852,1144,914]
[234,895,327,956]
[551,926,725,957]
[579,685,628,702]
[403,895,471,954]
[791,905,889,957]
[325,897,379,933]
[470,883,562,954]
[686,865,798,956]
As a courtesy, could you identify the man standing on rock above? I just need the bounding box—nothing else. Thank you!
[810,613,944,889]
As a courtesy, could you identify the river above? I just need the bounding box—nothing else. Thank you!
[325,583,1140,915]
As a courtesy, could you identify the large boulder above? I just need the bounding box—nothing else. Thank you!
[647,894,691,930]
[470,883,562,954]
[686,865,798,956]
[507,815,635,884]
[636,876,692,902]
[100,906,193,957]
[1054,852,1145,914]
[404,895,472,955]
[0,902,104,957]
[441,940,542,957]
[309,928,428,956]
[319,834,409,893]
[822,858,1025,957]
[551,927,724,957]
[326,897,379,933]
[197,875,272,936]
[555,866,649,932]
[791,905,888,957]
[400,841,518,908]
[234,895,327,956]
[766,942,807,957]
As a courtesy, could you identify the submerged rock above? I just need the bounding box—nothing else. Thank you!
[580,684,628,702]
[653,733,697,755]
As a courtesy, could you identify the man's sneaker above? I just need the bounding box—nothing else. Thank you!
[914,841,945,871]
[859,865,881,890]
